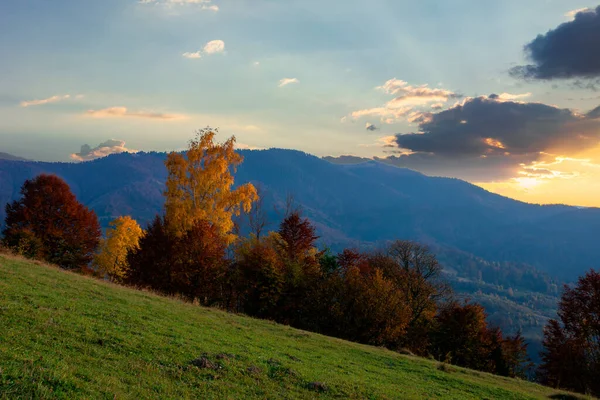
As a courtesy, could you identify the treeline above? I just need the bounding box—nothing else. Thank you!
[2,129,599,396]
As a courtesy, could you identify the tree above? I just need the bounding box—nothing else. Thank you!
[278,211,320,267]
[538,269,600,396]
[93,216,143,282]
[233,233,284,317]
[127,216,227,304]
[126,216,175,293]
[164,128,258,243]
[431,301,493,370]
[370,240,452,353]
[247,184,269,240]
[2,174,101,270]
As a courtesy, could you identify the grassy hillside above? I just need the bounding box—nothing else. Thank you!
[0,255,587,399]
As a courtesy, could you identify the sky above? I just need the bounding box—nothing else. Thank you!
[2,0,600,206]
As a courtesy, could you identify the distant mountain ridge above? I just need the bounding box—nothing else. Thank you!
[0,152,28,161]
[0,149,597,280]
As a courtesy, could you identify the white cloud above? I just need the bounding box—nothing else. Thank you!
[235,143,265,150]
[139,0,219,11]
[182,51,202,59]
[71,139,137,162]
[494,92,532,102]
[346,78,461,124]
[278,78,299,87]
[182,39,224,59]
[20,94,71,107]
[85,106,186,120]
[253,61,260,67]
[203,39,225,54]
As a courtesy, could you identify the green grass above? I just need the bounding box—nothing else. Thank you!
[0,254,589,399]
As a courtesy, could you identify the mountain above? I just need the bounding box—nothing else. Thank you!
[0,152,28,161]
[0,149,597,280]
[0,254,583,399]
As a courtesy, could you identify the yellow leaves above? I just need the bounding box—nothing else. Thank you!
[164,128,258,244]
[93,216,143,282]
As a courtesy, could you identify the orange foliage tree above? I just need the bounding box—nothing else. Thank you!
[164,127,258,244]
[93,216,143,282]
[2,174,101,270]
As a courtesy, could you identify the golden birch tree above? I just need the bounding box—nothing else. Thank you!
[164,128,258,243]
[93,216,143,282]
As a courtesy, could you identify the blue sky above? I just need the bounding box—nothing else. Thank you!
[3,0,600,206]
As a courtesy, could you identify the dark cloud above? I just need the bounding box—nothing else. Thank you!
[510,6,600,80]
[380,96,600,182]
[395,96,598,157]
[365,122,378,131]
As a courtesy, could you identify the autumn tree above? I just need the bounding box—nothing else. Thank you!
[368,240,452,352]
[2,174,101,270]
[164,128,258,243]
[247,184,269,240]
[127,216,227,304]
[538,269,600,396]
[93,216,143,282]
[126,216,175,293]
[318,261,410,348]
[233,233,284,317]
[430,301,493,370]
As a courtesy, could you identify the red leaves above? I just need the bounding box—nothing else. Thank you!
[539,269,600,395]
[2,174,101,270]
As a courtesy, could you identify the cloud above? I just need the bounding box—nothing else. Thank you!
[565,7,592,20]
[203,39,225,54]
[85,106,186,120]
[182,39,225,59]
[365,122,378,131]
[488,92,532,102]
[278,78,299,87]
[348,79,461,124]
[235,143,265,150]
[377,79,461,106]
[182,51,202,59]
[377,95,600,181]
[70,139,137,162]
[394,96,597,157]
[20,94,71,107]
[510,6,600,80]
[139,0,218,11]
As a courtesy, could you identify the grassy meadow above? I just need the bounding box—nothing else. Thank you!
[0,254,589,399]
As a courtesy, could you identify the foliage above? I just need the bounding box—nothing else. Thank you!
[2,174,101,270]
[538,269,600,396]
[127,216,227,305]
[93,216,143,282]
[430,301,531,378]
[164,128,257,243]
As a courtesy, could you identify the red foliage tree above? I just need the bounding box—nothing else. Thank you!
[431,301,531,377]
[2,174,101,270]
[538,269,600,396]
[127,216,227,305]
[234,239,284,318]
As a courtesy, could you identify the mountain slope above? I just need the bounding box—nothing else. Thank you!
[0,149,596,279]
[0,254,584,399]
